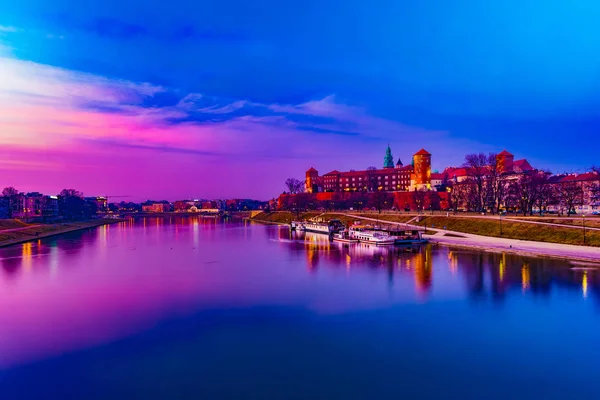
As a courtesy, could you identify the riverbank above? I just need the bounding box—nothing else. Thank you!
[342,213,600,263]
[0,219,125,248]
[251,211,600,263]
[426,232,600,264]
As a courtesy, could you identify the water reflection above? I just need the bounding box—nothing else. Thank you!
[278,228,600,303]
[0,219,599,373]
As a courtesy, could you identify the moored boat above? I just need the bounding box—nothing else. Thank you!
[332,229,359,243]
[371,225,427,244]
[300,219,344,235]
[348,226,396,245]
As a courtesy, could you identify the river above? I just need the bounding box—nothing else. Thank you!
[0,217,599,399]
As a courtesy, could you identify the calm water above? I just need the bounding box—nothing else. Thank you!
[1,217,599,399]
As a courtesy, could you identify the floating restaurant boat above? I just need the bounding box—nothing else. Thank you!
[300,219,345,235]
[371,225,427,245]
[332,229,359,244]
[348,226,396,246]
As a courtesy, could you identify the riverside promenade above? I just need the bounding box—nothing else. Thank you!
[343,213,600,263]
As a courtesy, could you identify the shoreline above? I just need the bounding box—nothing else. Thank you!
[425,233,600,264]
[250,213,600,263]
[428,237,600,265]
[0,219,125,248]
[245,218,289,226]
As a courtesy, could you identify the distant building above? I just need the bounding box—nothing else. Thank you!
[142,201,172,213]
[174,200,202,212]
[442,150,535,183]
[547,171,600,214]
[84,196,108,211]
[11,192,59,220]
[306,147,432,194]
[0,197,10,219]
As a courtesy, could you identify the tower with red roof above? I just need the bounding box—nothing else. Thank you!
[305,167,319,193]
[411,148,432,190]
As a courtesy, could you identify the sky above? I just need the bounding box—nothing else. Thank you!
[1,1,600,200]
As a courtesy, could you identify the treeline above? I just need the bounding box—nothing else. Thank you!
[449,153,597,215]
[279,190,445,215]
[1,187,100,221]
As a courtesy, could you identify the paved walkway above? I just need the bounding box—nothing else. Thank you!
[0,225,40,234]
[342,213,600,263]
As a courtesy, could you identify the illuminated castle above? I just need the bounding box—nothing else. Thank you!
[306,146,432,193]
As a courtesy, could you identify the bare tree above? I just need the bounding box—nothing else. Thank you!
[463,153,489,212]
[485,153,506,213]
[365,166,378,192]
[533,173,553,215]
[557,181,583,215]
[2,187,20,219]
[284,178,305,194]
[412,188,427,212]
[370,191,393,214]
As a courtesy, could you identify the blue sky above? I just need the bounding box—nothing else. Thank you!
[1,0,599,199]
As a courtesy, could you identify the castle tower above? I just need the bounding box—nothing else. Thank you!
[496,150,514,174]
[383,145,394,169]
[410,149,432,190]
[395,158,403,169]
[306,167,319,193]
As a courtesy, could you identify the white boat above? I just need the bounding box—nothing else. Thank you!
[349,226,396,245]
[300,219,344,235]
[290,221,302,231]
[332,229,359,243]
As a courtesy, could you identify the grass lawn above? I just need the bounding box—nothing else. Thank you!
[413,216,600,247]
[511,217,600,229]
[0,220,120,246]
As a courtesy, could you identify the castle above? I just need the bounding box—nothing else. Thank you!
[305,146,432,194]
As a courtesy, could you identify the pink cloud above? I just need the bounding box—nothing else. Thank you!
[0,56,475,199]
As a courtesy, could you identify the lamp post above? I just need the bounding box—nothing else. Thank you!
[583,215,586,245]
[500,212,503,236]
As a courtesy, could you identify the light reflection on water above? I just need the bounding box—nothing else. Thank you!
[0,217,599,399]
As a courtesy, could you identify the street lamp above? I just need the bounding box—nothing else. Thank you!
[500,212,503,236]
[583,214,586,244]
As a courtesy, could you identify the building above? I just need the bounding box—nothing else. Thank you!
[84,196,108,211]
[0,197,10,219]
[547,171,600,214]
[309,146,432,194]
[442,150,535,183]
[141,201,172,213]
[174,200,203,212]
[11,192,59,220]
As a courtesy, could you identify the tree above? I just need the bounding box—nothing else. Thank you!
[513,173,552,216]
[1,187,20,218]
[412,188,427,212]
[2,187,18,197]
[462,153,489,212]
[369,191,393,214]
[365,166,378,192]
[557,181,583,215]
[485,153,506,213]
[284,178,304,194]
[59,189,86,220]
[533,173,553,215]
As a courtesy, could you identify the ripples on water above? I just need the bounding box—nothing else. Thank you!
[0,217,599,399]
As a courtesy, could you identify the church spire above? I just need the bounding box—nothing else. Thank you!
[383,144,394,169]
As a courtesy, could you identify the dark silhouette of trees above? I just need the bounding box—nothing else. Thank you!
[284,178,304,194]
[557,181,583,215]
[463,153,489,212]
[1,187,20,218]
[413,188,427,212]
[369,191,393,214]
[58,189,88,220]
[366,166,378,192]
